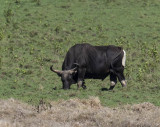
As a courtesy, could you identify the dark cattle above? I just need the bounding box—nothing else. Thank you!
[50,43,126,90]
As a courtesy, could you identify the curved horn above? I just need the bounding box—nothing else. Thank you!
[50,65,63,75]
[68,63,79,74]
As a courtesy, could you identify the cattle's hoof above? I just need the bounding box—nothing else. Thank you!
[122,84,127,87]
[82,85,87,89]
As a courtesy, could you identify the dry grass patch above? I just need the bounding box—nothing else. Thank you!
[0,97,160,127]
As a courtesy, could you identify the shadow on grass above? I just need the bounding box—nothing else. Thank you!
[101,88,109,91]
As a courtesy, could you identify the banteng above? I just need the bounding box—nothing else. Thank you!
[50,43,126,90]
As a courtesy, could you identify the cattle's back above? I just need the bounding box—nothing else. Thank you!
[62,43,93,70]
[62,44,123,72]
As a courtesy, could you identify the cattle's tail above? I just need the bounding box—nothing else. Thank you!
[110,48,126,73]
[122,50,126,67]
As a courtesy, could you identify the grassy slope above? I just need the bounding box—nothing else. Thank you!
[0,0,160,107]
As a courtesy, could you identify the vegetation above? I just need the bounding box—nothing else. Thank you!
[0,98,160,127]
[0,0,160,107]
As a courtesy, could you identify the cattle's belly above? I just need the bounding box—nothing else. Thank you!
[84,72,109,80]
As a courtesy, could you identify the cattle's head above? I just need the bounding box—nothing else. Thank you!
[50,65,77,89]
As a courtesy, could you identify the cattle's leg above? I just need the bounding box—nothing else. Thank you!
[116,71,127,87]
[82,81,86,89]
[77,81,83,89]
[77,68,86,89]
[109,73,117,90]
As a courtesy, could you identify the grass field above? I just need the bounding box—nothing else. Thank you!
[0,0,160,107]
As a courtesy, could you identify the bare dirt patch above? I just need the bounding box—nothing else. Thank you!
[0,97,160,127]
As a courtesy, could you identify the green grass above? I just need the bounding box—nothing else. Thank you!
[0,0,160,107]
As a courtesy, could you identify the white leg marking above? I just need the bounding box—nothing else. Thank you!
[110,81,116,86]
[121,80,127,87]
[122,50,126,67]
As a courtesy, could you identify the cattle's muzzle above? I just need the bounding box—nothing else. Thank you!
[63,82,70,90]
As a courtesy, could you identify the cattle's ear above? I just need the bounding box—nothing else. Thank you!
[71,70,77,75]
[69,67,78,75]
